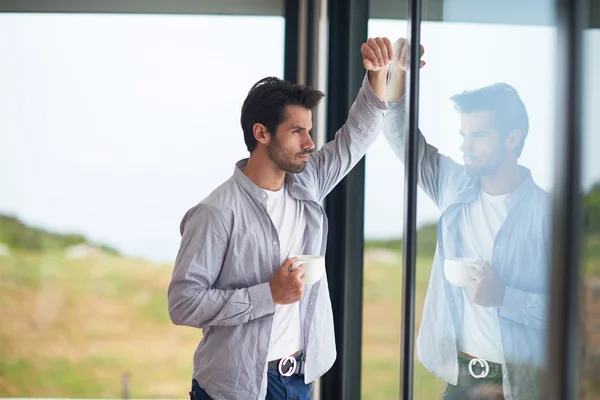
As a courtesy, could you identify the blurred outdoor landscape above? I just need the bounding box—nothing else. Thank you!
[0,183,599,399]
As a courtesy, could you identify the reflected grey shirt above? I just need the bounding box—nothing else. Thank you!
[383,100,551,400]
[168,73,387,400]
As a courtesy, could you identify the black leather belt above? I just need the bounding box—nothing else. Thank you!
[457,353,503,380]
[267,354,305,377]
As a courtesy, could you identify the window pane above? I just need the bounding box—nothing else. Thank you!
[380,2,558,398]
[362,17,408,400]
[0,13,283,398]
[579,17,600,400]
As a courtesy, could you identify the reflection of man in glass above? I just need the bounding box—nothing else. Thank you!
[384,39,550,399]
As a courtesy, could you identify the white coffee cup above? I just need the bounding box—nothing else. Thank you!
[289,255,325,285]
[444,257,483,287]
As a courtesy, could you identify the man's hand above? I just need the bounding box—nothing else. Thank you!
[269,258,305,305]
[361,37,393,71]
[385,38,426,102]
[391,38,426,72]
[467,261,505,308]
[361,37,393,101]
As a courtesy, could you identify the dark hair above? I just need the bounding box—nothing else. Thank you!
[450,83,529,157]
[240,77,325,152]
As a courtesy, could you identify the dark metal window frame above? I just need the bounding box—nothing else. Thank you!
[545,0,587,397]
[399,0,422,398]
[320,0,369,398]
[0,0,284,16]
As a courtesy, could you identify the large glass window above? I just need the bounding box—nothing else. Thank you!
[0,13,283,397]
[408,9,558,398]
[579,20,600,400]
[363,17,408,400]
[366,2,561,398]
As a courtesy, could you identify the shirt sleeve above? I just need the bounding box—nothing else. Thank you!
[167,204,276,328]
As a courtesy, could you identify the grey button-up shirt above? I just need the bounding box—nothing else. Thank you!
[168,73,387,400]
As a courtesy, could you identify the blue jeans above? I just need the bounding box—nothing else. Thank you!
[190,370,312,400]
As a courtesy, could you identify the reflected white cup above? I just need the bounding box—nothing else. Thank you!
[289,255,325,285]
[444,257,483,287]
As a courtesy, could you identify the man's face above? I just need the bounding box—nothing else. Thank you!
[266,105,315,173]
[459,110,509,177]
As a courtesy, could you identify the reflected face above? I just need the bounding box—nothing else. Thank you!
[266,105,315,173]
[459,110,509,177]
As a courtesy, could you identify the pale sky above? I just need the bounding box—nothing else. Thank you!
[365,19,600,238]
[1,14,599,262]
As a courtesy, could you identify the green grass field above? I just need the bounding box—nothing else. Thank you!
[0,237,599,399]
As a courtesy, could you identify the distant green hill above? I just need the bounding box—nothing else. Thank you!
[0,214,119,255]
[585,182,600,234]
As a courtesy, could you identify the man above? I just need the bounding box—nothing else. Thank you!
[167,37,393,400]
[384,39,550,399]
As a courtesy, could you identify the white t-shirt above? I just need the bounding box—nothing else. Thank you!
[457,190,508,364]
[264,185,307,362]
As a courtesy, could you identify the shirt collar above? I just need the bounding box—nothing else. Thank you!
[457,166,537,211]
[504,166,536,211]
[232,158,311,202]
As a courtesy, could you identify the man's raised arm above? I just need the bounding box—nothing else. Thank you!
[306,37,391,201]
[383,38,462,210]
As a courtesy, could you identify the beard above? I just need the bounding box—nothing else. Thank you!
[465,147,508,177]
[266,137,311,173]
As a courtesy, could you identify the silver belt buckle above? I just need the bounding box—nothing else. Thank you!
[468,358,490,379]
[278,356,297,377]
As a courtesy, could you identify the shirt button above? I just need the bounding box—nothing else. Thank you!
[262,193,267,198]
[273,241,278,246]
[495,245,500,250]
